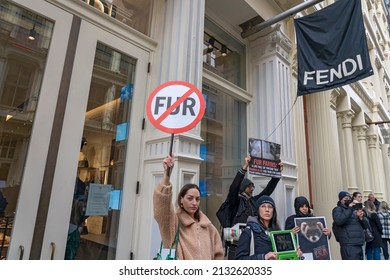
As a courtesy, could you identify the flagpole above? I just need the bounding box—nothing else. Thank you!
[366,121,390,125]
[241,0,325,38]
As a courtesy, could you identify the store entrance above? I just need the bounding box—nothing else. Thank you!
[40,22,149,260]
[3,0,149,259]
[67,42,140,260]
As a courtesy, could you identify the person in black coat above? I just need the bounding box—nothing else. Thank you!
[285,196,331,237]
[365,193,380,212]
[332,191,370,260]
[235,195,302,260]
[224,154,283,259]
[364,200,383,260]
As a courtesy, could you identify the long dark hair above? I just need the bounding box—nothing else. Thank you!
[176,183,201,220]
[258,207,281,230]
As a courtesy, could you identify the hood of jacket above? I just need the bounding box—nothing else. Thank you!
[239,178,254,193]
[294,196,312,216]
[246,216,264,234]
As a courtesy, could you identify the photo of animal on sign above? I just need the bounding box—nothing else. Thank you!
[248,138,281,178]
[294,216,331,260]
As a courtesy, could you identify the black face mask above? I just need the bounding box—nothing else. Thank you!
[344,199,351,207]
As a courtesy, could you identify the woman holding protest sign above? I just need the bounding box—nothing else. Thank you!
[285,196,332,238]
[153,154,224,260]
[235,195,302,260]
[217,154,283,259]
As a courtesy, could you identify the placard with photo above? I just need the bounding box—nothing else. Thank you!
[294,216,331,260]
[248,138,281,178]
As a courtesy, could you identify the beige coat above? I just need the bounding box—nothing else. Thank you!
[153,182,224,260]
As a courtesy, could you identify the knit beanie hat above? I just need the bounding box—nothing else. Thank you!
[239,178,254,193]
[255,195,275,209]
[338,191,351,201]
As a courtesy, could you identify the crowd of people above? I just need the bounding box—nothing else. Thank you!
[332,191,390,260]
[153,154,389,260]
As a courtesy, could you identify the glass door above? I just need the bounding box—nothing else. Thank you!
[39,20,149,259]
[2,0,73,260]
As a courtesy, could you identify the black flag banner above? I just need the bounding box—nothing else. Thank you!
[294,0,373,96]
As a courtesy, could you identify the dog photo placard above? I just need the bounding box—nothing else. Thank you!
[294,216,331,260]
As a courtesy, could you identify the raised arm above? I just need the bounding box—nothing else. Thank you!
[153,154,178,247]
[226,155,251,208]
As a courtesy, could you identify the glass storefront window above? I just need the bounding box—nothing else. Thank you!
[0,0,54,259]
[81,0,152,36]
[203,17,247,89]
[66,42,136,260]
[199,83,247,229]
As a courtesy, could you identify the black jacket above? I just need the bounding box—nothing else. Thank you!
[365,211,383,248]
[235,217,273,260]
[332,201,369,246]
[226,168,280,226]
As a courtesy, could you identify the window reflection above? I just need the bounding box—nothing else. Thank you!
[71,42,136,260]
[0,0,54,259]
[203,18,246,89]
[200,83,247,228]
[81,0,152,36]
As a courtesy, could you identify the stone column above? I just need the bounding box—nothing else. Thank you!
[352,124,371,192]
[248,25,293,159]
[141,0,206,260]
[147,0,206,142]
[145,0,206,165]
[305,89,343,259]
[337,110,358,193]
[151,0,205,89]
[366,128,381,197]
[247,25,295,224]
[375,57,387,106]
[382,143,390,199]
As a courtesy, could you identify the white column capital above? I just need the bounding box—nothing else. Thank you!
[352,124,369,140]
[337,110,355,128]
[367,134,378,148]
[330,89,341,109]
[249,25,292,62]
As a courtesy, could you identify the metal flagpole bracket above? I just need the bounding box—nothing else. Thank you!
[241,0,325,38]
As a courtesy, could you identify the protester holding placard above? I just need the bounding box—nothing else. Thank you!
[153,154,224,260]
[285,196,331,238]
[235,196,302,260]
[218,154,283,259]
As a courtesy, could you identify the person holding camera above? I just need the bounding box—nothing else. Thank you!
[332,191,370,260]
[222,154,283,260]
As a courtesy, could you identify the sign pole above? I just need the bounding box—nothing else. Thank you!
[166,133,174,177]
